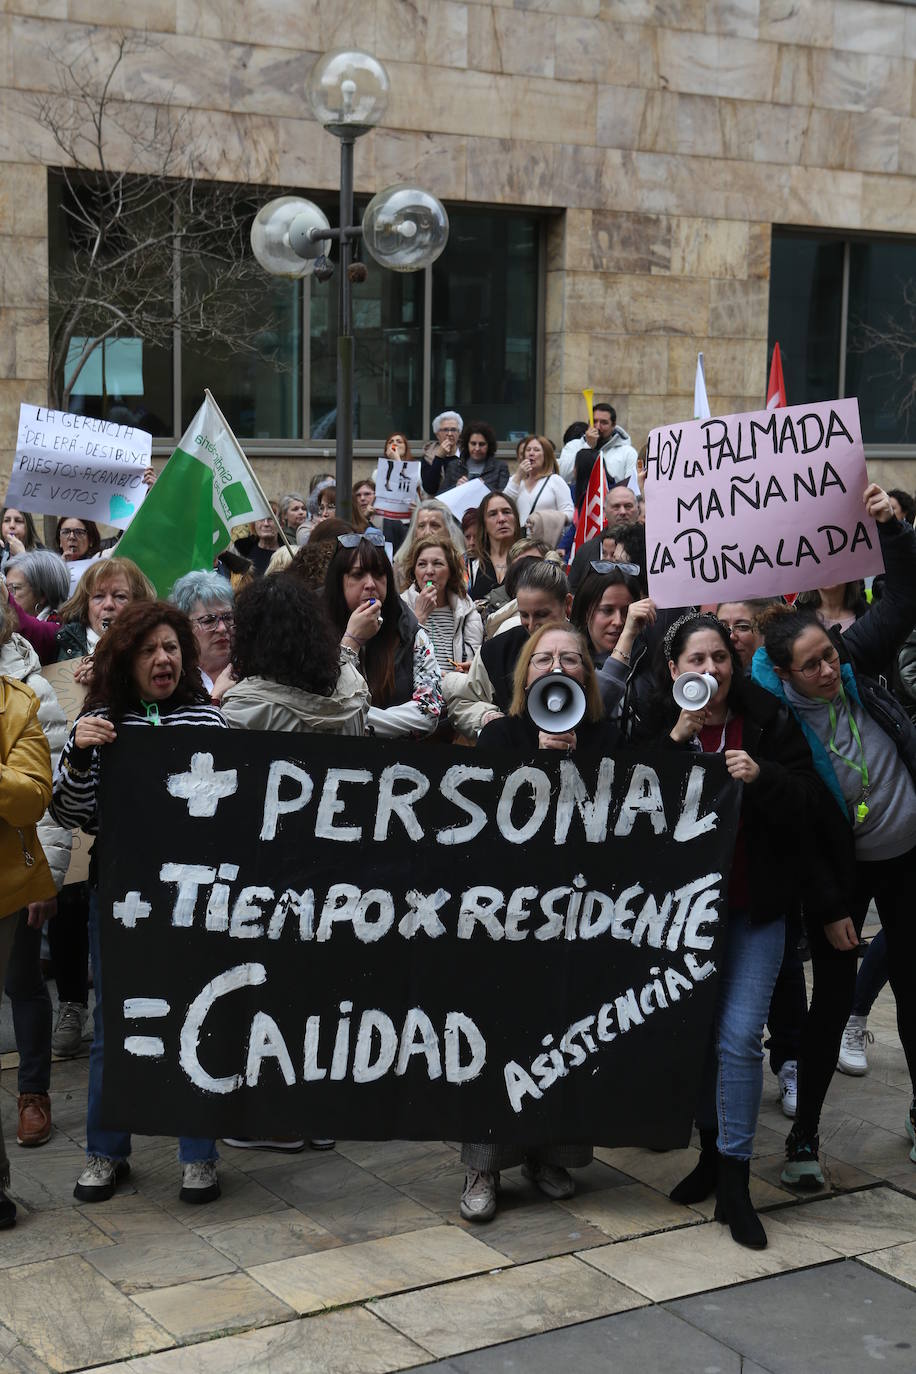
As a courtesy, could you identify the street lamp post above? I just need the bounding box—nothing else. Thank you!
[250,49,449,520]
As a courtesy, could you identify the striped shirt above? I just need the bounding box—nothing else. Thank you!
[51,702,226,835]
[424,606,455,669]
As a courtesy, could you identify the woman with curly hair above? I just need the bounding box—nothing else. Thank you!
[326,531,443,738]
[220,574,368,736]
[52,600,225,1207]
[439,421,509,495]
[401,538,483,671]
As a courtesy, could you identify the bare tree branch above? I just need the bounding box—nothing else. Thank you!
[31,29,292,420]
[848,280,916,439]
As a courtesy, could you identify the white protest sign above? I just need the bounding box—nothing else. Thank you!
[437,478,490,522]
[373,458,420,520]
[644,397,883,608]
[7,404,151,530]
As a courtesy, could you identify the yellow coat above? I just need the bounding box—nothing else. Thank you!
[0,676,55,919]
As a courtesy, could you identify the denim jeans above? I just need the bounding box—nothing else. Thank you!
[852,927,889,1017]
[696,911,786,1160]
[87,890,216,1164]
[5,909,52,1094]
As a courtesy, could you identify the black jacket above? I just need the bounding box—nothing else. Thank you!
[439,455,509,495]
[479,627,528,715]
[636,673,824,925]
[479,712,619,752]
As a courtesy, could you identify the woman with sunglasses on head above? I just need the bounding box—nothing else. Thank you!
[168,571,234,698]
[458,622,614,1224]
[325,529,443,738]
[750,483,916,1190]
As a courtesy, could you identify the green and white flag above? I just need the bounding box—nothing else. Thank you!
[117,393,273,597]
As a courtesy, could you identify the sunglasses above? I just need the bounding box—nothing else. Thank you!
[589,560,641,577]
[337,529,386,548]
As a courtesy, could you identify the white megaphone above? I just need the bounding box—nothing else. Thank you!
[672,671,718,711]
[526,671,587,734]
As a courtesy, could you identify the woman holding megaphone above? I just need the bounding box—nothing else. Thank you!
[457,623,615,1225]
[638,611,823,1251]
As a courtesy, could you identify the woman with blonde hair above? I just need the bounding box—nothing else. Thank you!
[459,620,616,1224]
[393,499,467,591]
[8,558,154,666]
[505,435,575,532]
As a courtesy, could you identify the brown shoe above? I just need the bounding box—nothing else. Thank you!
[17,1093,52,1147]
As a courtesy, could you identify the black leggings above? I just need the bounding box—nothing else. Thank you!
[797,842,916,1136]
[47,882,90,1006]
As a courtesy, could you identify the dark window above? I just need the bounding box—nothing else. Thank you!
[769,228,916,444]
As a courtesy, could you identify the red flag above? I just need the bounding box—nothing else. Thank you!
[570,453,608,566]
[766,342,787,410]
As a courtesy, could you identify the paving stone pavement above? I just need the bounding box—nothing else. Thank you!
[1,973,915,1372]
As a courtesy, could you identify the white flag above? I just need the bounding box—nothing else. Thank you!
[694,352,711,421]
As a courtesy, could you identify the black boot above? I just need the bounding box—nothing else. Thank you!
[714,1155,766,1249]
[670,1127,719,1204]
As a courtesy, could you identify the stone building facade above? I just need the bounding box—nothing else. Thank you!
[1,0,916,494]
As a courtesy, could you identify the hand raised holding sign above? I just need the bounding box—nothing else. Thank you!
[863,483,894,524]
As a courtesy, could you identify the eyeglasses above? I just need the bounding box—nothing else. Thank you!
[794,646,840,679]
[725,621,755,635]
[191,611,234,631]
[61,527,88,540]
[530,651,584,671]
[438,427,460,436]
[589,560,640,577]
[338,529,386,548]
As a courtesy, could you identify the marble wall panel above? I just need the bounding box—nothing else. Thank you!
[770,42,815,106]
[0,310,16,378]
[373,130,467,201]
[784,162,863,230]
[589,211,671,274]
[907,10,916,63]
[427,1,470,67]
[588,334,670,394]
[508,74,597,145]
[758,0,835,48]
[0,237,47,309]
[747,222,771,279]
[636,90,726,159]
[545,208,592,272]
[669,217,748,279]
[860,170,916,232]
[275,113,345,189]
[898,118,916,176]
[464,135,556,203]
[67,0,177,27]
[177,0,319,47]
[831,0,906,59]
[375,0,433,66]
[800,106,853,171]
[811,49,913,117]
[492,7,556,77]
[598,273,710,335]
[846,110,901,175]
[554,19,659,89]
[0,162,47,237]
[708,277,770,338]
[705,0,760,40]
[545,268,566,333]
[547,144,620,209]
[515,0,600,15]
[595,85,647,150]
[318,0,378,50]
[599,1,704,28]
[656,29,778,101]
[385,61,514,139]
[667,334,764,396]
[467,4,501,70]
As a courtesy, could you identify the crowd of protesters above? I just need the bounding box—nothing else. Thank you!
[1,404,916,1258]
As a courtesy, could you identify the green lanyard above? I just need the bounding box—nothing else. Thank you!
[826,689,869,823]
[141,700,161,726]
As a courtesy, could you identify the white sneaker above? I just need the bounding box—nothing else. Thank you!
[179,1160,220,1204]
[837,1014,873,1076]
[460,1170,498,1222]
[778,1060,798,1118]
[73,1155,130,1202]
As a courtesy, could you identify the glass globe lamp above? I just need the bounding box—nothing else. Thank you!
[306,49,389,136]
[362,186,449,272]
[250,197,332,278]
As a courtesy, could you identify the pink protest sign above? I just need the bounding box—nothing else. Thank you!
[644,397,883,608]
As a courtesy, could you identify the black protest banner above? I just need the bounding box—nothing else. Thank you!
[645,396,883,607]
[97,730,740,1147]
